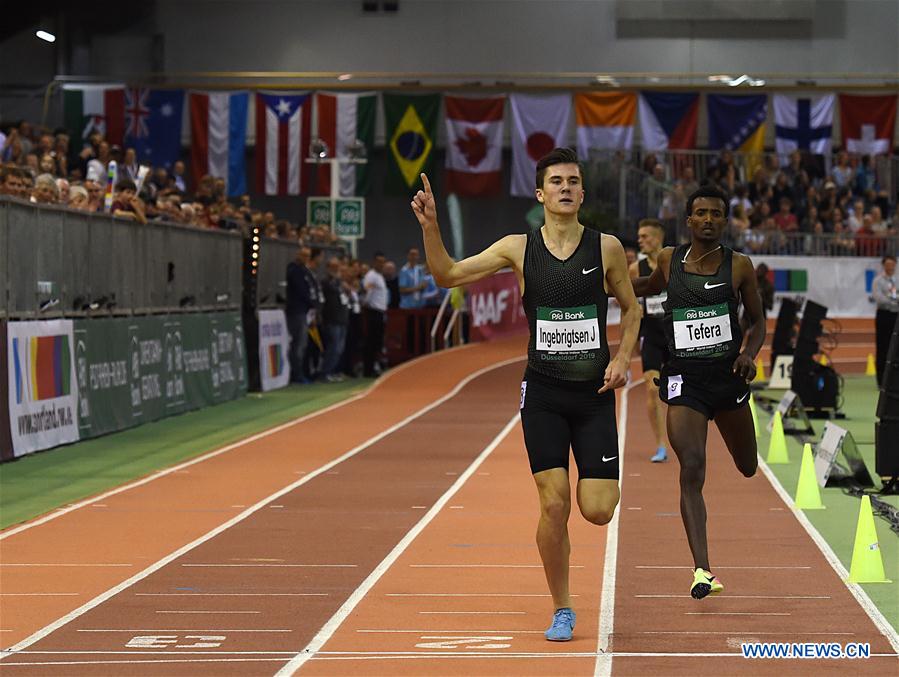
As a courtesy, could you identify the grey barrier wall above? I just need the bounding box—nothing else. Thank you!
[0,197,242,317]
[256,238,345,308]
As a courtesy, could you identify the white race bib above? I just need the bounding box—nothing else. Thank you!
[645,292,667,317]
[672,303,733,358]
[536,305,601,354]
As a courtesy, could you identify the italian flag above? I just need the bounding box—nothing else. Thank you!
[315,92,376,196]
[62,85,125,146]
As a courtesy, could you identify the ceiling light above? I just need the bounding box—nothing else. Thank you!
[36,30,56,43]
[337,74,353,81]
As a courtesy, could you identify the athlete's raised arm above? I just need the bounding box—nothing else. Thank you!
[599,234,642,393]
[631,247,673,297]
[411,173,524,288]
[732,253,766,382]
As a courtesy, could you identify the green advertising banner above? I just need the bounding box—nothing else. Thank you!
[74,312,247,439]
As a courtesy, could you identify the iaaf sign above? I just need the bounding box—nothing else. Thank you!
[468,271,527,342]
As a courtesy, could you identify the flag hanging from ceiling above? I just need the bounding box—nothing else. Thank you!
[315,92,377,196]
[707,94,767,177]
[638,92,699,151]
[574,92,637,156]
[63,85,125,147]
[839,94,897,155]
[509,93,571,197]
[190,91,249,197]
[123,88,185,170]
[444,96,505,197]
[773,94,834,157]
[383,93,440,193]
[254,92,312,196]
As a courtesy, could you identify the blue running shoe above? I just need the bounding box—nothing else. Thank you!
[545,607,576,641]
[650,447,668,463]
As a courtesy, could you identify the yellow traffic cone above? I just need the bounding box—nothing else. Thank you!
[848,496,891,583]
[766,411,789,464]
[865,354,876,376]
[753,356,766,383]
[749,394,761,438]
[794,443,824,509]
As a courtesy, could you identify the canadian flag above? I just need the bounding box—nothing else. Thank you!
[839,94,897,155]
[444,96,505,197]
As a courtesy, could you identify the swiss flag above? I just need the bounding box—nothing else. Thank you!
[839,94,896,155]
[444,96,504,197]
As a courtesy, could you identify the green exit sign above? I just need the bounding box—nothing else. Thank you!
[305,198,365,239]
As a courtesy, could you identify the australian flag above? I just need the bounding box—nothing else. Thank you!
[124,88,185,170]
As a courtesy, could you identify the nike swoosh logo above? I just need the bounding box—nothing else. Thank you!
[736,392,749,403]
[704,281,727,289]
[602,455,618,462]
[582,266,599,275]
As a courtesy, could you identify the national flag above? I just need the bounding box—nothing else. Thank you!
[509,93,571,197]
[254,92,312,196]
[774,94,834,158]
[707,94,768,177]
[15,335,71,403]
[315,92,376,196]
[839,94,897,155]
[574,92,637,156]
[444,96,505,197]
[123,88,185,170]
[383,93,440,193]
[267,343,284,378]
[189,91,249,197]
[638,92,699,151]
[63,85,125,146]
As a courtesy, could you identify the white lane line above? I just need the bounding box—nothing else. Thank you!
[355,629,543,634]
[0,659,289,666]
[77,629,290,633]
[274,413,522,676]
[409,564,584,569]
[594,379,638,677]
[135,593,327,597]
[0,564,133,567]
[3,357,523,658]
[181,564,357,568]
[0,593,79,596]
[641,631,856,635]
[155,611,261,614]
[0,344,475,542]
[635,565,812,570]
[418,611,527,615]
[386,593,574,597]
[756,454,899,653]
[685,612,791,616]
[636,594,830,599]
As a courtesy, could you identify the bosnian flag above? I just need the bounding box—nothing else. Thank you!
[575,92,637,156]
[509,93,571,197]
[444,96,505,197]
[774,94,835,158]
[316,92,376,196]
[638,92,699,151]
[189,91,249,197]
[255,93,312,196]
[839,94,897,155]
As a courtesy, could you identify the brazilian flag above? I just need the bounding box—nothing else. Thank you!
[383,93,440,193]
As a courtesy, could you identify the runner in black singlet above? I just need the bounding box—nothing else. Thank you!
[411,148,641,641]
[628,219,670,462]
[632,185,766,600]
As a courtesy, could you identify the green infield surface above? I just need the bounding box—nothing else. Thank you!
[757,374,898,634]
[0,380,370,530]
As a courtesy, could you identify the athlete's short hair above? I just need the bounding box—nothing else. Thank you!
[536,147,582,189]
[884,254,897,264]
[638,218,665,236]
[686,184,729,218]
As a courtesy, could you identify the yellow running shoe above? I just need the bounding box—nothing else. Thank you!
[691,568,724,599]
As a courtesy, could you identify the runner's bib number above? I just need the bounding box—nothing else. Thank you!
[645,292,667,317]
[672,303,732,357]
[536,305,601,358]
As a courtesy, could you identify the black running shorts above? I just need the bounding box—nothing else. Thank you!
[519,369,619,480]
[640,334,669,373]
[658,361,750,420]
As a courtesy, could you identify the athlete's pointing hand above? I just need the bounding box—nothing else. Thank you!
[411,173,438,231]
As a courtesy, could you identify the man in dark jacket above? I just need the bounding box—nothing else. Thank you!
[285,246,319,383]
[320,257,352,382]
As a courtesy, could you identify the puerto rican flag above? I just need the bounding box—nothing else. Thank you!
[444,96,505,197]
[255,92,313,196]
[638,92,699,151]
[839,94,897,156]
[189,91,249,197]
[509,93,571,197]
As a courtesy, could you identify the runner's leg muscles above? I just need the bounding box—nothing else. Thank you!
[667,405,711,570]
[643,369,665,448]
[715,407,758,478]
[576,478,620,526]
[534,467,572,609]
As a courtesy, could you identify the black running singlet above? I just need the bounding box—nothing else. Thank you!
[664,244,743,365]
[522,227,610,383]
[639,257,666,341]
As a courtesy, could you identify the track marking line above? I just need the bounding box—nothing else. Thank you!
[385,593,574,597]
[274,413,522,676]
[181,564,357,568]
[685,612,791,616]
[635,565,812,570]
[77,629,290,633]
[594,379,639,677]
[155,611,261,615]
[756,455,899,653]
[2,358,524,659]
[356,629,543,634]
[409,564,584,569]
[135,593,328,597]
[0,593,79,596]
[0,563,133,568]
[640,631,857,635]
[0,344,479,541]
[636,594,830,599]
[418,612,527,615]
